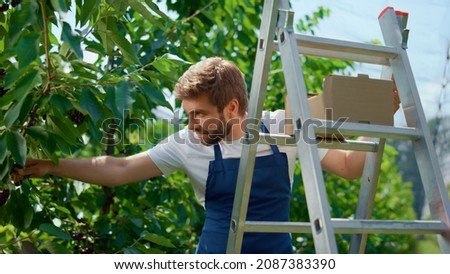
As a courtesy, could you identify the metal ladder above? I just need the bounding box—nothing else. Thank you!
[226,0,450,254]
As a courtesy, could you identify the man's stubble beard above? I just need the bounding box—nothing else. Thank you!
[197,114,233,146]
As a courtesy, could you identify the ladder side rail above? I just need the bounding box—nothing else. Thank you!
[349,67,392,253]
[349,138,386,253]
[379,7,450,253]
[278,7,337,253]
[225,0,281,254]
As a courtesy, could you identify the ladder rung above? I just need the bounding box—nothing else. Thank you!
[256,132,296,146]
[245,219,449,234]
[315,121,422,140]
[257,133,378,152]
[274,34,399,65]
[318,139,378,152]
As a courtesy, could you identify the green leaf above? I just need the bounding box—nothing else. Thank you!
[50,94,72,115]
[116,81,135,115]
[136,80,171,109]
[16,94,34,126]
[152,53,190,79]
[35,137,58,162]
[48,113,79,145]
[48,132,73,155]
[71,59,99,73]
[79,0,99,26]
[86,119,103,144]
[4,99,25,129]
[0,25,6,52]
[129,0,164,29]
[105,82,135,118]
[26,126,50,143]
[7,190,34,229]
[50,0,69,13]
[0,86,14,108]
[27,126,57,161]
[0,158,11,182]
[142,233,175,248]
[39,223,71,241]
[109,31,141,65]
[96,15,140,65]
[4,67,39,100]
[96,17,115,53]
[41,241,72,254]
[7,1,38,46]
[61,22,83,59]
[16,32,39,68]
[12,69,40,101]
[55,205,71,215]
[0,134,7,163]
[145,0,174,22]
[133,92,152,117]
[6,131,26,167]
[79,88,104,123]
[23,199,34,229]
[124,247,141,254]
[137,245,165,254]
[110,0,128,13]
[4,66,31,89]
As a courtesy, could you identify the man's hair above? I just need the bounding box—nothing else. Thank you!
[174,57,248,115]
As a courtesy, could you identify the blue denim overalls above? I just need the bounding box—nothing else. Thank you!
[196,125,293,253]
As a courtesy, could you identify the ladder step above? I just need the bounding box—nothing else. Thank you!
[245,219,449,234]
[318,139,379,152]
[315,121,422,140]
[274,34,399,65]
[258,122,421,148]
[258,133,378,152]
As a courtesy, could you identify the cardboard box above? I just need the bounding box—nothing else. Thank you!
[318,74,394,125]
[285,74,394,137]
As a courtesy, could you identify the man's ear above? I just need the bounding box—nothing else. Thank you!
[225,98,240,118]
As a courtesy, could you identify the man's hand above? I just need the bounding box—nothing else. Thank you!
[393,78,400,113]
[20,159,53,178]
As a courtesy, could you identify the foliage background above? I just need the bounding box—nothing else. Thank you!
[0,0,423,253]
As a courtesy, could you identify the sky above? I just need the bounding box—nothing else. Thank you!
[290,0,450,122]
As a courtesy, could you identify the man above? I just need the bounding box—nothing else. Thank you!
[21,57,376,253]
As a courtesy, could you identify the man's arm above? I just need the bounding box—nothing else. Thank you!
[320,140,367,180]
[20,151,163,187]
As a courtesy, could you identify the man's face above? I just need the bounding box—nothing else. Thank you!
[182,95,232,145]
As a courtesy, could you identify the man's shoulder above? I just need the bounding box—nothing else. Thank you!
[261,109,287,134]
[162,126,214,152]
[261,109,286,119]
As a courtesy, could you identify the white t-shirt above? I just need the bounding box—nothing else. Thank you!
[147,110,327,206]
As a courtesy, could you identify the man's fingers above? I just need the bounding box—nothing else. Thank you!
[22,165,40,177]
[25,158,40,167]
[11,159,46,177]
[393,89,400,113]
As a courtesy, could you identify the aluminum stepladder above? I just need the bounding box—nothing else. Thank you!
[226,0,450,254]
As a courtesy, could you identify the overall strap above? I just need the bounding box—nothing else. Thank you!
[213,143,223,161]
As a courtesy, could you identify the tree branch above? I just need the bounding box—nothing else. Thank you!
[39,0,52,95]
